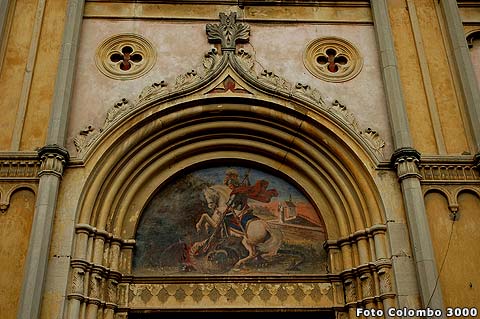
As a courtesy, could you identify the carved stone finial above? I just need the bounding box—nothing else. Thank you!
[206,12,250,52]
[391,147,421,181]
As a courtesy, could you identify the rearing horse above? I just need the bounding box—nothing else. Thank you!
[195,185,282,268]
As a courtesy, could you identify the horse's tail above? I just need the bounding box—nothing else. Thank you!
[257,225,282,257]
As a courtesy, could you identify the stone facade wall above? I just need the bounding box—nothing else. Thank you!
[0,1,479,318]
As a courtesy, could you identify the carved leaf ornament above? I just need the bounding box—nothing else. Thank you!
[75,12,385,161]
[206,12,250,51]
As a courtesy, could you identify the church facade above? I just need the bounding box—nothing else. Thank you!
[0,1,479,318]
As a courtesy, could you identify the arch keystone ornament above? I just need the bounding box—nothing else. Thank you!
[66,12,396,319]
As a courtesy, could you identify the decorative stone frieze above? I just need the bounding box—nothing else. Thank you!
[95,33,156,80]
[206,12,250,52]
[419,161,479,183]
[391,147,421,181]
[0,153,40,180]
[37,144,69,178]
[303,36,363,83]
[73,13,386,165]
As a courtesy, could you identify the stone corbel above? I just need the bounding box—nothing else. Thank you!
[391,147,422,181]
[448,204,460,221]
[38,144,69,178]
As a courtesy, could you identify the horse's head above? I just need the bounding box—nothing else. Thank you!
[203,187,220,211]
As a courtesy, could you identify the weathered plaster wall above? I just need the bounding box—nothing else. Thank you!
[20,0,67,150]
[469,41,480,90]
[0,0,67,151]
[0,0,37,150]
[415,0,469,154]
[425,191,480,307]
[67,18,393,158]
[389,0,471,155]
[0,189,35,319]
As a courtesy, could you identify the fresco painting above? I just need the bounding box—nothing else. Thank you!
[133,165,328,275]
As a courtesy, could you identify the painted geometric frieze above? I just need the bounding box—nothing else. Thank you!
[74,12,385,162]
[128,282,334,309]
[303,37,363,83]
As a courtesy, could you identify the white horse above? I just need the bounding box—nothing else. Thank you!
[195,185,282,268]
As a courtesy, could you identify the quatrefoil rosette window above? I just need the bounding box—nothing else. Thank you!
[95,34,156,80]
[304,37,363,83]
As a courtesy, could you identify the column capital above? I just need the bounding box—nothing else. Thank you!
[391,147,422,180]
[37,144,69,178]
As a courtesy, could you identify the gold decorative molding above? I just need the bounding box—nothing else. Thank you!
[303,36,363,83]
[95,33,156,80]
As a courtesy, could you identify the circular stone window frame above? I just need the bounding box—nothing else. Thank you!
[303,37,363,83]
[95,33,157,80]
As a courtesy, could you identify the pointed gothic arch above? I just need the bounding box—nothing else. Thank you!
[65,12,395,319]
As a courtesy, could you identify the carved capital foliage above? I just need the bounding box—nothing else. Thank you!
[38,144,69,178]
[475,152,480,170]
[206,12,250,52]
[391,147,421,181]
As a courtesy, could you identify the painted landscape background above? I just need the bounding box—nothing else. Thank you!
[133,165,328,275]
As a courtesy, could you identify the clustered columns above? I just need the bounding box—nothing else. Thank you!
[67,224,134,319]
[324,225,395,319]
